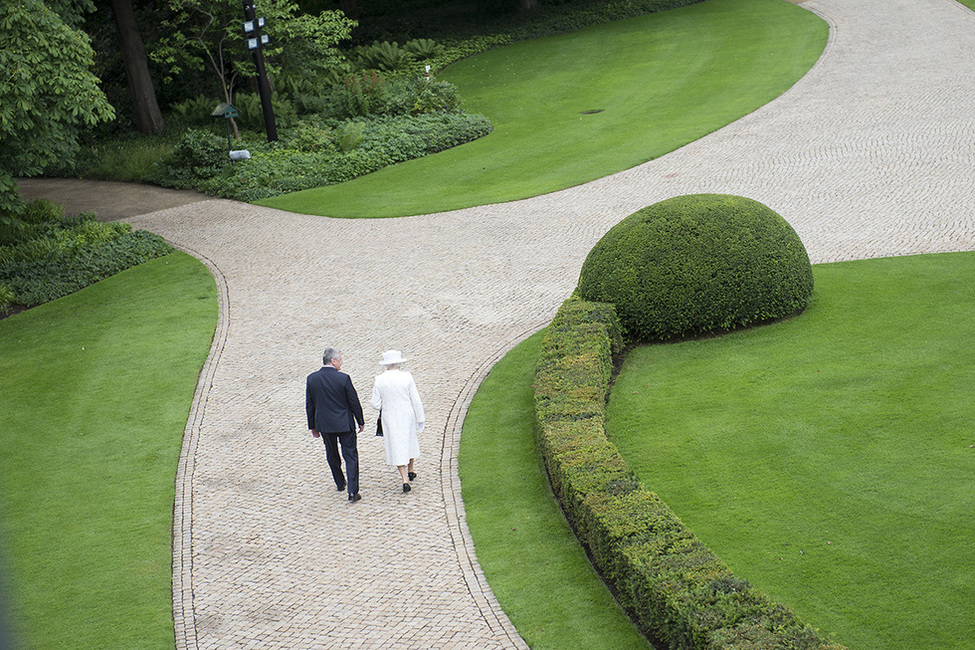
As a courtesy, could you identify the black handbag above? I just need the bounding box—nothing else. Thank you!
[376,410,383,436]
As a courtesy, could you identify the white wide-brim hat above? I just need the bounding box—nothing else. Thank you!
[379,350,408,365]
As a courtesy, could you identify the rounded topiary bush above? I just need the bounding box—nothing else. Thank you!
[577,194,814,341]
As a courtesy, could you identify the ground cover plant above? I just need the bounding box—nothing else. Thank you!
[120,79,492,202]
[460,332,653,649]
[0,253,217,648]
[260,0,827,217]
[0,200,173,315]
[605,251,975,649]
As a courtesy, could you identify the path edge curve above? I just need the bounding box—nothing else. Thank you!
[441,326,547,650]
[169,244,230,650]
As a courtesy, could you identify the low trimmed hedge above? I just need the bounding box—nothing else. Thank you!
[533,295,845,649]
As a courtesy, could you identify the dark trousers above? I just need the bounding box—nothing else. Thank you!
[322,430,359,495]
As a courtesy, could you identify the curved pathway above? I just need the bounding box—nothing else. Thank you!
[118,0,975,646]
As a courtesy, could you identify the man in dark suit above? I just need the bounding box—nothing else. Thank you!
[306,347,365,501]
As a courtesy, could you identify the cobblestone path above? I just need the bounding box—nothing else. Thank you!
[125,0,975,646]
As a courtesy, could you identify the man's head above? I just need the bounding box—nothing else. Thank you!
[323,347,342,369]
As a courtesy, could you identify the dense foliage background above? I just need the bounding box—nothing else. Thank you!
[2,0,703,215]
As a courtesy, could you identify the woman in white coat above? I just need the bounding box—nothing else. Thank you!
[371,350,425,493]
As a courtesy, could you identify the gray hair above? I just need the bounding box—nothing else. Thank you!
[322,347,341,365]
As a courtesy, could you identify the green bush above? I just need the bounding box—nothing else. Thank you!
[578,194,814,342]
[321,72,463,120]
[2,230,173,307]
[385,77,462,116]
[0,202,173,309]
[353,40,415,72]
[533,295,844,649]
[234,91,298,130]
[147,128,228,189]
[0,198,61,246]
[284,120,337,154]
[202,112,492,201]
[404,38,444,60]
[329,72,390,118]
[20,198,64,226]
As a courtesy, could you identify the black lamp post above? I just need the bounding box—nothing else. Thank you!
[242,1,277,142]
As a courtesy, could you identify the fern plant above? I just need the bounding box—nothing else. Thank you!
[336,121,366,152]
[0,282,14,315]
[404,38,443,60]
[354,41,414,72]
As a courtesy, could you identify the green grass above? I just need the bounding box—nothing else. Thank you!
[460,331,653,649]
[0,252,217,649]
[605,251,975,649]
[258,0,827,217]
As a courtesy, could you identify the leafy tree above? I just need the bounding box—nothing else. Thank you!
[45,0,95,28]
[0,0,115,224]
[152,0,356,125]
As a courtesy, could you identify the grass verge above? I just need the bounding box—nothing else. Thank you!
[606,251,975,649]
[258,0,827,217]
[460,331,652,649]
[0,252,217,649]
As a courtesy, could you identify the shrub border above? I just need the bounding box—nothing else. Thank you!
[533,295,845,649]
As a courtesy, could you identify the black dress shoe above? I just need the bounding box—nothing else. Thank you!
[408,472,417,481]
[348,492,361,502]
[336,482,346,492]
[402,483,411,493]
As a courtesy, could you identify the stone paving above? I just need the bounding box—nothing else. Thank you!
[114,0,975,647]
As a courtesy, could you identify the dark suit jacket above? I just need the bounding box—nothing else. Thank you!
[306,366,364,434]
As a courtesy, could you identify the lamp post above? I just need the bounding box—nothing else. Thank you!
[242,1,277,142]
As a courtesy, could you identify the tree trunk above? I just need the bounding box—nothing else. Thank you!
[520,0,538,11]
[111,0,165,134]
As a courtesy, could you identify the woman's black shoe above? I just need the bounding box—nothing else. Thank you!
[402,483,411,493]
[408,472,417,481]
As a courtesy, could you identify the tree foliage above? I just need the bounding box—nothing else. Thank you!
[0,0,115,222]
[44,0,94,28]
[152,0,356,106]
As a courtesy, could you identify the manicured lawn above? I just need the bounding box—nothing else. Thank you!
[0,253,217,649]
[259,0,826,217]
[460,331,653,649]
[605,251,975,649]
